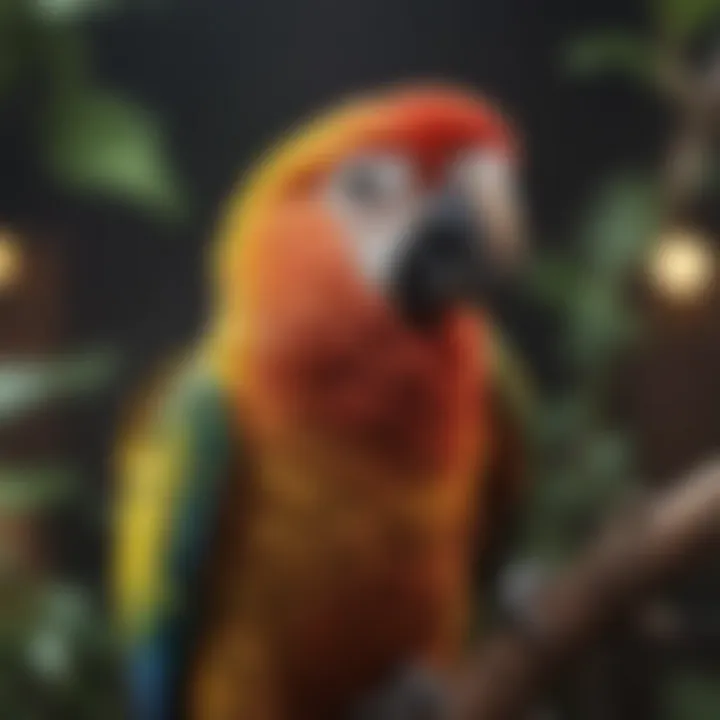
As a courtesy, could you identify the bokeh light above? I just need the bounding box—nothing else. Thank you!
[647,229,716,302]
[0,230,23,293]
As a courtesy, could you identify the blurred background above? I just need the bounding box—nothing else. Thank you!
[1,0,719,717]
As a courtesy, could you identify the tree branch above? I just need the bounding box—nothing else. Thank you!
[451,458,720,720]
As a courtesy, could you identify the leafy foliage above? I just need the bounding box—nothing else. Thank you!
[0,4,185,713]
[580,175,661,278]
[0,348,118,513]
[43,90,186,220]
[665,671,720,720]
[0,349,118,428]
[518,173,658,563]
[0,0,186,218]
[653,0,720,42]
[519,3,720,716]
[563,32,657,85]
[563,0,720,90]
[0,584,122,719]
[544,0,718,566]
[0,465,78,512]
[29,0,119,24]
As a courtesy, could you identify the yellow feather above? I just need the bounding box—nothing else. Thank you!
[112,357,191,639]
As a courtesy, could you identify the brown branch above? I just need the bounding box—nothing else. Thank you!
[450,458,720,720]
[656,46,720,219]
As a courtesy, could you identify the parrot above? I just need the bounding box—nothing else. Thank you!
[114,83,531,720]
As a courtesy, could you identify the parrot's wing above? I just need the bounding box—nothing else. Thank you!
[114,358,233,719]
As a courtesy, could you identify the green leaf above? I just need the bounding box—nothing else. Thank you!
[0,2,91,105]
[664,670,720,720]
[0,582,120,718]
[0,466,78,512]
[580,174,661,278]
[653,0,720,42]
[29,0,118,24]
[535,441,631,521]
[0,0,25,100]
[566,279,642,372]
[526,257,581,310]
[581,432,634,485]
[42,89,187,221]
[533,397,591,451]
[37,22,91,96]
[26,626,72,683]
[0,349,119,427]
[524,432,636,557]
[563,31,657,85]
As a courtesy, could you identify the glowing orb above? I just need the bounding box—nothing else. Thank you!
[0,231,23,293]
[647,230,716,301]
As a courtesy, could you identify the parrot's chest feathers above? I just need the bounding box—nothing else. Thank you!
[232,441,480,700]
[196,452,480,718]
[246,309,485,476]
[207,313,488,706]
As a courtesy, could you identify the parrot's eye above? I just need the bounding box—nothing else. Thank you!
[331,154,417,213]
[327,154,420,286]
[451,150,526,269]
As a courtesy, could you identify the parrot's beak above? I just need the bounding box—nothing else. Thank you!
[391,191,520,327]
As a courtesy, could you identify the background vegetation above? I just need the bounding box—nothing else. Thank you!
[0,0,718,717]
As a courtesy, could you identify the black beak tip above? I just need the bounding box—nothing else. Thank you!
[391,193,483,326]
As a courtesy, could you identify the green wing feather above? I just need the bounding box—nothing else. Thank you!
[113,356,233,718]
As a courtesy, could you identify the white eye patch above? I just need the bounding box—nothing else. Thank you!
[325,149,526,290]
[452,149,526,268]
[326,153,422,286]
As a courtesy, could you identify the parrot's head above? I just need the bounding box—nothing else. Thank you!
[215,84,525,462]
